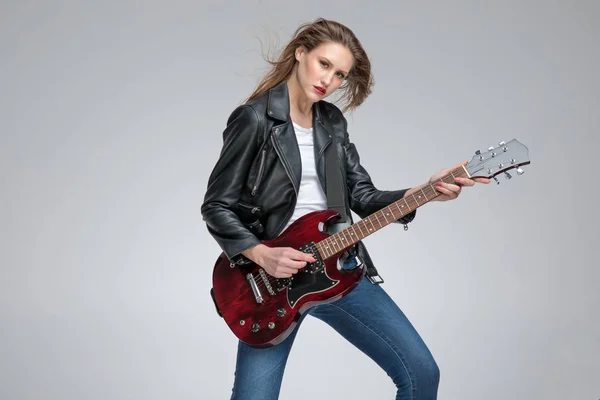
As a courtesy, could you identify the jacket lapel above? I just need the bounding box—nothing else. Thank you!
[265,81,335,194]
[313,102,333,192]
[266,81,301,193]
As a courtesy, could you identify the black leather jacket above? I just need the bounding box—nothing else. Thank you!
[201,80,416,280]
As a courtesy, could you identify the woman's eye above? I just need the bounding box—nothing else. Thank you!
[320,61,328,67]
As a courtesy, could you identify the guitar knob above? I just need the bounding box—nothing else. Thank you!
[251,323,260,332]
[517,167,524,175]
[277,308,286,317]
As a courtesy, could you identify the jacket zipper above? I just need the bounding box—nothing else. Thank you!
[251,148,267,196]
[271,134,298,236]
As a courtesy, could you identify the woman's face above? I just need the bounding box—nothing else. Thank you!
[295,41,354,102]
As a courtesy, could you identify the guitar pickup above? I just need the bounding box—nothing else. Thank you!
[299,242,324,274]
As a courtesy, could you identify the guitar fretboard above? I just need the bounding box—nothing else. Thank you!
[316,166,469,259]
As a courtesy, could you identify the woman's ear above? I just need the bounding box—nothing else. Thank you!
[295,46,305,62]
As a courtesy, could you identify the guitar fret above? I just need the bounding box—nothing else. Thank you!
[350,224,360,240]
[387,206,395,221]
[381,210,389,223]
[323,240,332,258]
[345,230,352,245]
[317,243,325,258]
[374,212,382,227]
[347,228,355,243]
[318,243,327,259]
[328,239,336,254]
[341,230,349,245]
[357,221,366,237]
[367,217,376,232]
[332,238,340,252]
[346,228,353,243]
[333,233,343,251]
[360,219,367,233]
[421,188,428,201]
[395,202,404,216]
[429,183,437,196]
[327,240,337,255]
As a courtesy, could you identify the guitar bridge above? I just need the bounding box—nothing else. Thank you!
[258,269,276,296]
[299,241,324,274]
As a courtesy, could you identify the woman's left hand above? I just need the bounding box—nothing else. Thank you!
[429,161,490,202]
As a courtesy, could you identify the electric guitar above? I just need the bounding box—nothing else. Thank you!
[210,139,530,347]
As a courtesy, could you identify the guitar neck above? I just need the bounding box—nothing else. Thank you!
[316,166,469,260]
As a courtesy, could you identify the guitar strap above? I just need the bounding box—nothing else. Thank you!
[323,132,350,225]
[321,114,384,284]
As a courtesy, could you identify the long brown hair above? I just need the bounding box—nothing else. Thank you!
[245,18,374,112]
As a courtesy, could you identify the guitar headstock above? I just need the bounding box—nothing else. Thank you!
[466,139,530,183]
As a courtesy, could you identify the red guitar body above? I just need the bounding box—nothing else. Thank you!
[211,209,365,348]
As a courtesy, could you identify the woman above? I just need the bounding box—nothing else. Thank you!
[201,18,489,400]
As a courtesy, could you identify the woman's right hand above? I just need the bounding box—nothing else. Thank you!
[243,244,316,278]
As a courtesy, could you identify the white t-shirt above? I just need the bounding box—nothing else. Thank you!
[282,122,328,230]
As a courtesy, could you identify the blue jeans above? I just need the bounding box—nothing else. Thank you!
[228,259,440,400]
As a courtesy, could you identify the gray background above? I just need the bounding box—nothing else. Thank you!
[1,1,598,399]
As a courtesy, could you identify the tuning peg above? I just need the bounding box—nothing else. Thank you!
[499,141,505,146]
[504,171,512,179]
[488,146,494,151]
[493,177,500,184]
[516,167,524,175]
[475,150,481,155]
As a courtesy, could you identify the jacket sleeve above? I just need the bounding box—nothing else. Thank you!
[341,117,417,225]
[201,105,263,264]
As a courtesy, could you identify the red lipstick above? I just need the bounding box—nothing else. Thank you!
[313,86,326,96]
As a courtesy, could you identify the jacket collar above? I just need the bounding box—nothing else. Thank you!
[266,80,334,134]
[266,80,290,122]
[266,80,333,132]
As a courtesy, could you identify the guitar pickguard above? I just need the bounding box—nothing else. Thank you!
[286,268,339,308]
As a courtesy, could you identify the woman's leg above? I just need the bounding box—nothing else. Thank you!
[229,313,307,400]
[309,276,440,400]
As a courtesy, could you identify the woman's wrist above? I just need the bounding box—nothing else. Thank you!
[242,243,268,264]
